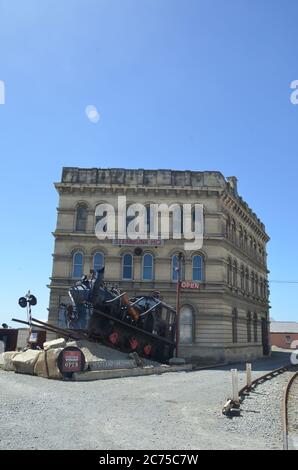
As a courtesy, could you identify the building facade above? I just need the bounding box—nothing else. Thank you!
[270,322,298,349]
[48,167,270,363]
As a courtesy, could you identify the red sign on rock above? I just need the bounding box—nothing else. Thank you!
[57,346,85,376]
[62,350,82,372]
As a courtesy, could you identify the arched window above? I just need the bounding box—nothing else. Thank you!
[192,255,203,281]
[191,206,196,232]
[253,313,258,342]
[262,248,266,265]
[233,260,238,287]
[146,206,151,235]
[261,278,265,299]
[168,205,183,238]
[231,219,236,244]
[227,258,232,285]
[240,265,245,290]
[245,267,249,292]
[260,248,264,264]
[172,254,184,282]
[179,306,194,344]
[180,205,184,236]
[143,253,153,280]
[239,226,243,249]
[93,252,104,272]
[232,308,238,343]
[255,274,259,297]
[253,240,257,258]
[75,204,87,232]
[247,312,252,343]
[95,206,107,233]
[72,251,83,278]
[244,230,248,251]
[226,216,231,239]
[249,236,253,255]
[264,280,268,300]
[122,253,133,280]
[251,271,255,295]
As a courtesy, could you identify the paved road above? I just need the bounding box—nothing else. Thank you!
[0,350,293,450]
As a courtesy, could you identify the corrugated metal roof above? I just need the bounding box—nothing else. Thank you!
[270,321,298,333]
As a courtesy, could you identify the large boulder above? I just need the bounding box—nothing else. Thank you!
[43,338,66,351]
[46,348,63,380]
[33,348,63,380]
[2,351,21,371]
[34,350,48,378]
[0,343,5,368]
[12,349,42,375]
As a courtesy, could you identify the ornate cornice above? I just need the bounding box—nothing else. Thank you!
[221,191,269,242]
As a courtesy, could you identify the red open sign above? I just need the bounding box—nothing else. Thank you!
[180,281,200,289]
[62,350,81,372]
[58,346,85,376]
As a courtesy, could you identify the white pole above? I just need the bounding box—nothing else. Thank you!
[231,369,239,403]
[246,363,252,389]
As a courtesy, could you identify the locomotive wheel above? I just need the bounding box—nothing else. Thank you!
[143,344,152,356]
[108,330,120,345]
[129,337,139,351]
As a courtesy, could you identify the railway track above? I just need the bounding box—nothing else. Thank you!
[222,364,291,415]
[283,371,298,450]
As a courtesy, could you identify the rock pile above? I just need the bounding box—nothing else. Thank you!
[0,339,64,379]
[0,338,158,380]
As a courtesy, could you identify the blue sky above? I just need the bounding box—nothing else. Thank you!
[0,0,297,325]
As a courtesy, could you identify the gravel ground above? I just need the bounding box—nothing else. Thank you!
[0,350,293,450]
[218,370,294,450]
[287,374,298,450]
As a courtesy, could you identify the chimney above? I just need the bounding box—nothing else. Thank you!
[227,176,238,196]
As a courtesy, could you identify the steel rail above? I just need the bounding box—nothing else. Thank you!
[31,317,88,339]
[282,371,298,450]
[11,318,82,340]
[223,364,292,415]
[238,364,290,397]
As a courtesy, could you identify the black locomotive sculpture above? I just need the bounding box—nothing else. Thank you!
[58,267,176,362]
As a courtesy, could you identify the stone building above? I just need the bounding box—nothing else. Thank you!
[48,167,270,363]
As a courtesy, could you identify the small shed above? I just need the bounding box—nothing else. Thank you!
[270,321,298,349]
[0,328,19,351]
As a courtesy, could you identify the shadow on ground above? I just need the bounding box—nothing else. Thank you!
[189,350,294,373]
